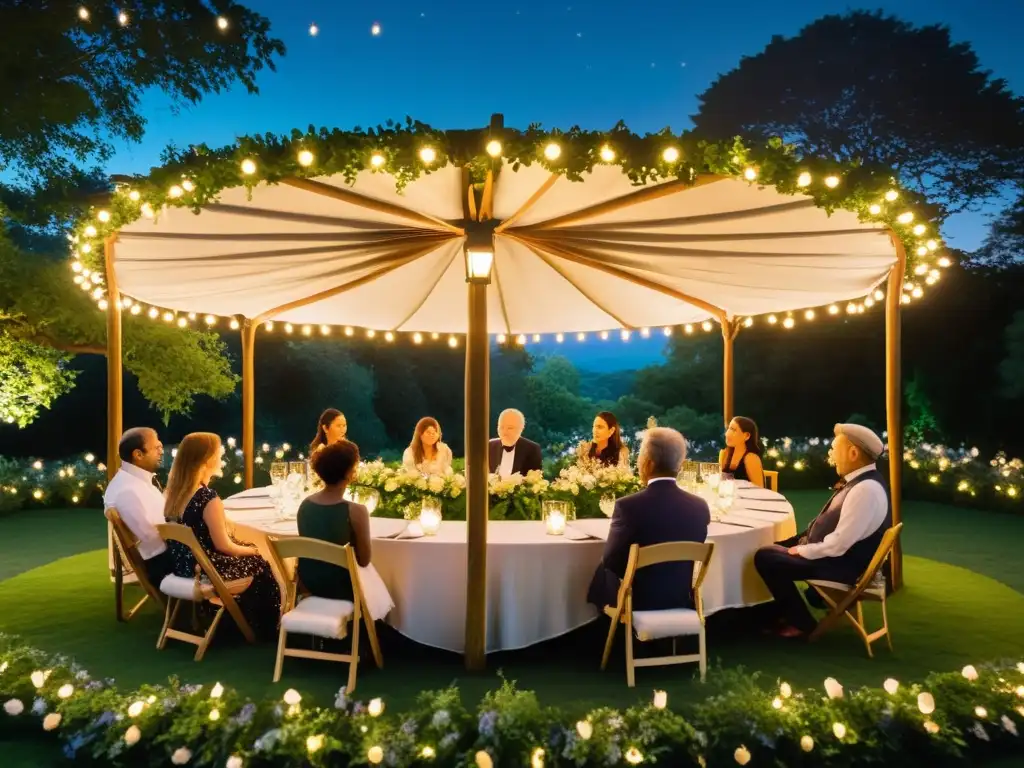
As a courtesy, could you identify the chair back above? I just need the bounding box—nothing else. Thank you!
[854,522,903,593]
[106,508,163,603]
[614,540,716,615]
[763,470,779,492]
[266,536,360,614]
[155,522,235,601]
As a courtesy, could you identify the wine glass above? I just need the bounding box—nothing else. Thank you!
[270,461,288,487]
[599,494,616,517]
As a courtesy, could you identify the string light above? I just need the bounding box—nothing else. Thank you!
[204,315,217,326]
[885,189,899,202]
[384,331,395,342]
[926,239,939,251]
[229,319,240,330]
[868,204,882,215]
[413,332,423,344]
[419,147,437,164]
[297,150,314,167]
[824,175,840,188]
[148,308,158,319]
[599,145,616,162]
[797,172,812,187]
[782,317,795,329]
[897,212,914,224]
[370,153,386,168]
[96,210,111,223]
[130,304,141,315]
[701,320,713,332]
[662,147,680,163]
[804,309,815,320]
[743,167,758,181]
[767,315,778,325]
[176,317,187,328]
[938,256,951,268]
[168,185,183,198]
[486,140,502,157]
[684,324,694,334]
[371,22,381,36]
[366,329,375,339]
[217,16,229,30]
[78,7,89,21]
[913,224,926,236]
[240,159,257,175]
[447,336,458,348]
[544,143,561,161]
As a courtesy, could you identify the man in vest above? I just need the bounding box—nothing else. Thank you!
[753,423,891,638]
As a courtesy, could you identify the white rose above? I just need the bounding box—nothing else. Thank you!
[226,757,244,768]
[428,476,444,493]
[384,480,398,493]
[172,747,193,764]
[124,725,141,746]
[4,699,23,716]
[43,713,62,731]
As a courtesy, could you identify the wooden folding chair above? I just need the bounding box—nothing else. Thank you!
[266,536,383,693]
[763,470,779,492]
[807,523,903,657]
[154,523,256,661]
[600,541,715,686]
[105,508,167,622]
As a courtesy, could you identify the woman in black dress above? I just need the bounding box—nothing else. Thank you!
[719,416,766,488]
[576,411,630,469]
[163,432,281,635]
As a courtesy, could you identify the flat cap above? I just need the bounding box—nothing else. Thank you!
[834,423,884,459]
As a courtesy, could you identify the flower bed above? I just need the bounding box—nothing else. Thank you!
[1,634,1022,766]
[2,435,1021,517]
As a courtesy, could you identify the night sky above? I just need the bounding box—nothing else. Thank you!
[105,0,1024,369]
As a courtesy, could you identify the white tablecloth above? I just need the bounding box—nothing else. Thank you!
[224,486,796,653]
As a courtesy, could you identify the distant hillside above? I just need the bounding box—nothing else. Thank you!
[578,369,638,403]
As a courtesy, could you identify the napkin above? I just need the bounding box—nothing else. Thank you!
[563,524,602,541]
[396,522,425,540]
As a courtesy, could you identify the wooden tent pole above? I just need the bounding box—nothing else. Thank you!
[721,318,736,425]
[104,237,122,480]
[885,234,906,591]
[241,318,257,490]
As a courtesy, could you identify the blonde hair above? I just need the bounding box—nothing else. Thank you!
[163,432,222,521]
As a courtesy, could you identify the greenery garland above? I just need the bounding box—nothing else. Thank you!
[2,434,1021,516]
[66,120,949,328]
[1,634,1022,767]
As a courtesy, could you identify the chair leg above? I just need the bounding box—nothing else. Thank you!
[854,602,873,658]
[364,616,384,669]
[346,615,362,694]
[272,625,288,682]
[882,598,893,652]
[125,594,149,621]
[114,556,125,622]
[157,598,180,650]
[194,606,225,662]
[698,625,707,682]
[600,609,620,671]
[625,613,635,688]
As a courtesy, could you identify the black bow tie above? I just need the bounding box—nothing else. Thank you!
[502,444,515,453]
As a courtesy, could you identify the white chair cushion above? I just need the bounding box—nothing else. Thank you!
[281,596,355,639]
[159,574,251,601]
[631,608,702,641]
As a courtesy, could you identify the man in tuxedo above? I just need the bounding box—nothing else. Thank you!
[488,408,543,477]
[753,423,891,638]
[104,427,174,587]
[587,427,710,611]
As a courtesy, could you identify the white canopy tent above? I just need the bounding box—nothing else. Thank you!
[99,119,908,668]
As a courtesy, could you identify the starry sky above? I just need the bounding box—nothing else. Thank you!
[105,0,1024,369]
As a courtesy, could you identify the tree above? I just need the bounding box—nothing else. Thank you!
[999,311,1024,401]
[972,190,1024,268]
[0,0,284,426]
[692,11,1024,214]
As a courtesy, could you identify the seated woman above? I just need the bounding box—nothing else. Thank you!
[719,416,766,488]
[298,440,393,620]
[576,411,630,469]
[163,432,281,634]
[402,417,454,475]
[310,408,348,455]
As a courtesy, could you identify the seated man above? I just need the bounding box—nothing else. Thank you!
[587,427,711,611]
[103,427,173,586]
[488,408,543,478]
[753,423,891,638]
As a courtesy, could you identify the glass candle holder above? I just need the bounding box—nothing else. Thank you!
[543,500,574,536]
[419,498,442,536]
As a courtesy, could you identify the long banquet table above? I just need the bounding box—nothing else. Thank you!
[224,486,797,654]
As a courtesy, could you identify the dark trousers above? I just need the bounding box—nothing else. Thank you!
[143,549,174,589]
[753,535,855,633]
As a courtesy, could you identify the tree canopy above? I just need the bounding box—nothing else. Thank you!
[692,11,1024,214]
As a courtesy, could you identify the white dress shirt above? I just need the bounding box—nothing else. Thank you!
[795,464,888,560]
[103,463,167,560]
[401,443,454,475]
[498,445,516,478]
[646,476,677,486]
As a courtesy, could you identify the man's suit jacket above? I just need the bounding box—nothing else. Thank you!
[488,437,543,475]
[587,479,711,611]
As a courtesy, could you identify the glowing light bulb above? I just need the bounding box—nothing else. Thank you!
[204,315,216,326]
[419,147,436,164]
[371,22,381,36]
[743,167,758,181]
[620,330,631,341]
[128,190,141,202]
[297,150,314,167]
[599,145,616,162]
[743,317,753,327]
[162,311,173,322]
[532,334,541,342]
[486,140,502,157]
[662,147,680,163]
[384,331,395,342]
[229,318,240,330]
[320,325,330,335]
[868,204,882,215]
[911,286,923,298]
[663,326,673,335]
[176,317,187,328]
[701,320,713,332]
[168,185,183,198]
[684,324,694,334]
[130,304,141,315]
[301,325,312,336]
[370,153,385,168]
[926,239,938,251]
[874,289,885,301]
[600,330,609,340]
[97,210,111,223]
[804,309,815,320]
[797,172,812,187]
[240,159,257,175]
[366,329,376,338]
[913,224,926,236]
[938,256,951,268]
[78,7,90,21]
[140,203,154,218]
[916,246,928,257]
[544,143,561,161]
[148,308,158,319]
[824,175,840,188]
[767,315,778,325]
[897,212,914,224]
[217,16,228,30]
[264,321,274,332]
[640,327,650,338]
[556,333,564,342]
[413,332,423,344]
[782,317,795,329]
[576,332,585,341]
[84,225,97,237]
[344,327,354,336]
[885,189,899,202]
[447,336,457,348]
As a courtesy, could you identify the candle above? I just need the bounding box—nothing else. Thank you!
[546,511,566,535]
[419,508,441,535]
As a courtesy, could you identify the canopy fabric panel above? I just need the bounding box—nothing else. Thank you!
[113,163,897,333]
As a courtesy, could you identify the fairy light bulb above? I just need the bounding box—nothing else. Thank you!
[824,175,840,188]
[128,189,141,202]
[911,286,923,299]
[370,153,385,168]
[169,185,183,198]
[204,315,216,326]
[620,330,631,341]
[873,289,885,301]
[640,327,650,338]
[913,224,926,236]
[162,311,173,322]
[486,140,502,157]
[576,332,585,341]
[84,225,97,237]
[796,172,812,187]
[240,159,257,175]
[599,145,616,162]
[885,189,899,202]
[556,333,564,342]
[130,304,141,315]
[229,318,240,330]
[284,323,294,334]
[413,332,423,344]
[701,320,713,332]
[97,299,109,311]
[371,22,381,35]
[419,147,436,164]
[384,331,395,342]
[447,336,457,348]
[297,150,314,167]
[309,23,319,36]
[217,16,228,30]
[684,324,694,334]
[743,167,758,181]
[78,7,90,20]
[544,143,561,161]
[148,308,158,319]
[914,264,928,276]
[743,317,753,327]
[140,203,154,218]
[782,317,795,329]
[344,327,354,337]
[767,315,778,325]
[600,330,609,340]
[320,325,330,335]
[663,326,674,335]
[301,325,312,336]
[366,329,376,339]
[926,239,938,251]
[938,256,951,268]
[97,210,111,223]
[804,309,815,320]
[176,317,187,328]
[265,321,274,331]
[916,246,928,257]
[662,147,680,163]
[868,204,882,215]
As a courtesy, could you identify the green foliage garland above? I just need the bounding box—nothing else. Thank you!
[1,634,1022,766]
[67,120,949,328]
